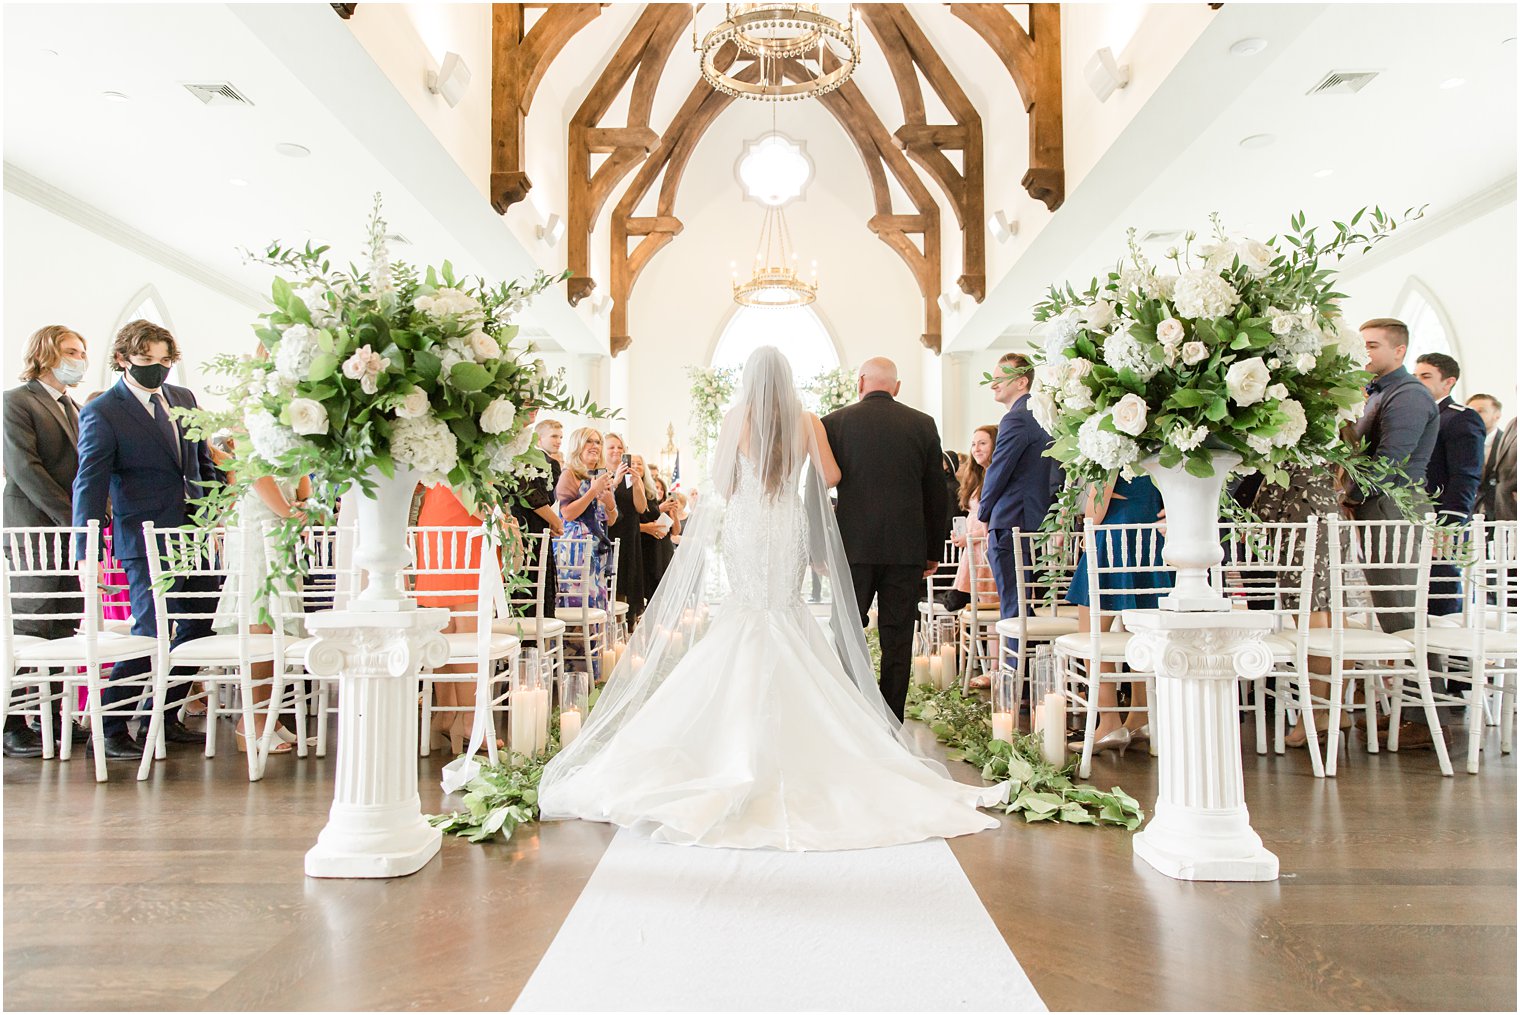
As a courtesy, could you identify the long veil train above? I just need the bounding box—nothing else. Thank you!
[537,346,1004,850]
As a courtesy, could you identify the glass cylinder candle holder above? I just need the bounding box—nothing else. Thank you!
[912,628,932,688]
[510,648,551,757]
[1030,644,1065,766]
[990,664,1016,744]
[558,669,590,748]
[933,615,959,691]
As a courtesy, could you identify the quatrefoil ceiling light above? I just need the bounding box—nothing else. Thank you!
[696,3,861,102]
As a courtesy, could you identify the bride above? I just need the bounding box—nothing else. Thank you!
[537,346,1006,850]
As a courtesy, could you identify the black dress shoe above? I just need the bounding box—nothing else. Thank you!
[93,732,144,760]
[3,727,45,759]
[161,718,206,744]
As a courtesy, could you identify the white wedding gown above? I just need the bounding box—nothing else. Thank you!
[537,451,1006,851]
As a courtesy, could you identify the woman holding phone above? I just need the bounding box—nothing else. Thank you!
[554,427,624,615]
[602,433,649,624]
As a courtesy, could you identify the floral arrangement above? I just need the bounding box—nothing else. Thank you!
[686,364,738,465]
[906,683,1142,829]
[1021,207,1427,522]
[802,366,857,416]
[180,195,603,591]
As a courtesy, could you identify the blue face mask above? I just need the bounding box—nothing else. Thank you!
[52,357,87,387]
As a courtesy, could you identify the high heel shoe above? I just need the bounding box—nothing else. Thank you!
[274,724,318,748]
[1127,724,1150,744]
[235,728,293,755]
[1068,726,1132,758]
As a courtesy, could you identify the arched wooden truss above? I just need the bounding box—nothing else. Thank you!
[488,2,1065,354]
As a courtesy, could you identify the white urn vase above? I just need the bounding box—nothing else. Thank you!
[1141,449,1241,612]
[350,465,423,611]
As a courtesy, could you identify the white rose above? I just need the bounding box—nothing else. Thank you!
[439,350,465,380]
[1295,352,1318,372]
[1267,357,1282,370]
[1236,238,1276,276]
[468,330,501,363]
[1225,356,1271,406]
[480,396,517,435]
[1110,392,1150,437]
[1029,389,1058,433]
[1068,357,1094,378]
[1156,318,1185,347]
[1081,300,1116,332]
[287,397,329,436]
[1265,383,1290,402]
[1076,413,1141,470]
[1273,399,1308,448]
[1181,341,1209,366]
[396,388,430,419]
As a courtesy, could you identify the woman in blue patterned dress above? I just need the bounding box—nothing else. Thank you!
[554,428,627,677]
[1065,472,1172,755]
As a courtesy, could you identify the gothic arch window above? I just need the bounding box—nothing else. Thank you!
[1393,277,1459,364]
[709,304,840,390]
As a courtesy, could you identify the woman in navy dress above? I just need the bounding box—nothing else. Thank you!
[1065,472,1172,754]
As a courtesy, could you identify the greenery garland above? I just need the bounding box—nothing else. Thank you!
[905,683,1143,829]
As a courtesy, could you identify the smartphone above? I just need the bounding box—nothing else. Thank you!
[621,453,633,487]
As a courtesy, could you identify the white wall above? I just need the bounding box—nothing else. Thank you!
[3,194,260,407]
[1340,197,1518,422]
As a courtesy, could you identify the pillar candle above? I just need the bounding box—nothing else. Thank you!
[532,688,551,755]
[600,647,618,675]
[913,654,931,686]
[1040,691,1066,767]
[559,708,582,747]
[991,711,1015,743]
[937,644,957,689]
[927,655,943,688]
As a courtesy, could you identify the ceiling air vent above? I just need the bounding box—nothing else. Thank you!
[1306,70,1379,96]
[183,82,254,107]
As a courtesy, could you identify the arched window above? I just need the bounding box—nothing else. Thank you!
[105,284,186,388]
[1394,278,1459,365]
[710,304,839,387]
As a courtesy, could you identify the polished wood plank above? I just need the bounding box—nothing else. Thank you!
[4,718,1514,1011]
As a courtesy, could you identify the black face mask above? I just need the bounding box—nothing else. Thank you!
[127,362,171,389]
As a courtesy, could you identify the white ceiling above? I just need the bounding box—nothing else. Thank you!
[953,1,1519,351]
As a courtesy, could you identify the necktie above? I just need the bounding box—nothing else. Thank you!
[57,393,77,440]
[152,392,182,466]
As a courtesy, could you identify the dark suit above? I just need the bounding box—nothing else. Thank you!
[978,393,1058,621]
[823,391,947,719]
[72,377,221,737]
[1477,417,1517,522]
[1426,397,1487,616]
[3,379,84,734]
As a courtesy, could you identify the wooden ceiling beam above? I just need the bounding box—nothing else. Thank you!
[489,2,605,213]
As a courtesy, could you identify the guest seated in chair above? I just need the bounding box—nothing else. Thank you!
[941,426,1001,688]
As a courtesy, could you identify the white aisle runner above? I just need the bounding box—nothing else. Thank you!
[512,829,1046,1012]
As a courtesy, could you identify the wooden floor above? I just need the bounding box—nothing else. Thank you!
[4,716,1515,1012]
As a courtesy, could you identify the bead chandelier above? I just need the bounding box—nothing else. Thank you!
[732,204,817,308]
[696,4,861,102]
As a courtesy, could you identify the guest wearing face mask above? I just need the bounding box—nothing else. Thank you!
[3,325,92,757]
[72,320,221,760]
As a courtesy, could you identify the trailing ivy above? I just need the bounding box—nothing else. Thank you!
[906,683,1143,829]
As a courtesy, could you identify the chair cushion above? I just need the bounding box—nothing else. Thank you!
[996,616,1081,639]
[492,618,567,640]
[1032,604,1080,619]
[169,634,278,665]
[14,632,157,664]
[441,631,519,661]
[558,608,609,625]
[918,601,958,616]
[103,621,135,636]
[1053,630,1134,660]
[1392,627,1519,657]
[1301,627,1416,657]
[611,601,630,616]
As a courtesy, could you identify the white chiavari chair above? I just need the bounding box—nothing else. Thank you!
[607,537,631,644]
[957,533,1002,690]
[144,521,288,781]
[492,529,567,696]
[995,528,1081,714]
[408,525,518,763]
[555,533,614,682]
[1056,519,1172,779]
[1311,516,1445,776]
[1392,517,1518,774]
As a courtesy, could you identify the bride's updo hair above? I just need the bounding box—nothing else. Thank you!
[736,345,804,499]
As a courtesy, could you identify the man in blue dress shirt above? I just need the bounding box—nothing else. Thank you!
[1413,353,1487,618]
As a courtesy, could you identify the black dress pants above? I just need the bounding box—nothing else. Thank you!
[850,563,924,721]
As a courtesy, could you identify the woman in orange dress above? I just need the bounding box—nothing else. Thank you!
[414,484,488,753]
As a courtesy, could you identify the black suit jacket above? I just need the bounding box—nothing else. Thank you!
[1424,396,1487,521]
[3,379,80,527]
[822,391,947,566]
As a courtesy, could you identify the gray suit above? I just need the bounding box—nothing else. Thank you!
[1477,418,1517,522]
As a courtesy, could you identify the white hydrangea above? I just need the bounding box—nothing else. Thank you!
[391,414,459,481]
[263,370,297,399]
[1273,398,1308,448]
[1294,352,1318,373]
[245,409,304,465]
[413,287,482,320]
[1041,310,1082,355]
[1117,267,1173,301]
[1076,413,1141,470]
[1201,238,1275,277]
[1102,331,1160,381]
[1171,269,1241,320]
[1170,423,1209,452]
[1063,384,1095,411]
[1245,433,1275,456]
[274,324,320,382]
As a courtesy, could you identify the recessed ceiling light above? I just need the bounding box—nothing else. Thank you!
[1229,37,1268,57]
[228,177,249,187]
[1439,76,1466,89]
[1238,133,1275,150]
[1313,168,1334,179]
[102,91,130,102]
[274,142,311,158]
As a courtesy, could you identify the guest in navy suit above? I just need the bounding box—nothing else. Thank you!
[1413,353,1486,619]
[978,352,1059,622]
[72,320,219,759]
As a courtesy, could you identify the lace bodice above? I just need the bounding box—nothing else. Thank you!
[720,454,807,610]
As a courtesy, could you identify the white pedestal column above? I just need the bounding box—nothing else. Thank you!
[304,608,450,879]
[1122,609,1279,882]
